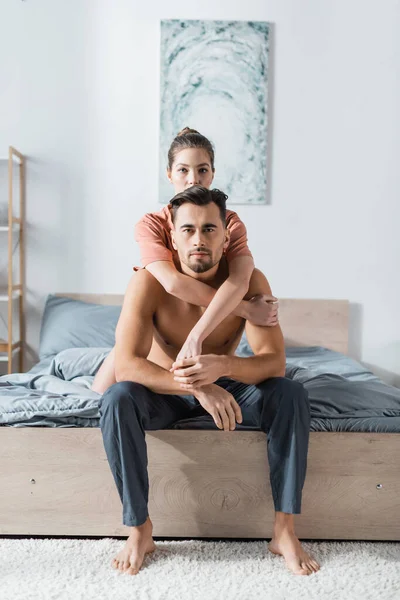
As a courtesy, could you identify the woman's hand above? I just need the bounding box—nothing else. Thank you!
[246,294,279,326]
[175,335,203,362]
[170,354,225,390]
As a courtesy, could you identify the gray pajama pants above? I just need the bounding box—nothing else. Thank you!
[98,376,311,527]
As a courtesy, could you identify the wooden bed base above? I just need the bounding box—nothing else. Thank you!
[1,296,399,540]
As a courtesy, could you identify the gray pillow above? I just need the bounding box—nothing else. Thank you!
[39,294,121,359]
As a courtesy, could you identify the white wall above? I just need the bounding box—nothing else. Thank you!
[0,0,399,385]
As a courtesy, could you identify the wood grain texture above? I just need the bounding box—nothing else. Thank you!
[0,428,398,540]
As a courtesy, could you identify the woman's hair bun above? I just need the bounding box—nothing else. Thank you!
[177,127,200,137]
[167,127,215,170]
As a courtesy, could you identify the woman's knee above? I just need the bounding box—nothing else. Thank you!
[91,347,117,394]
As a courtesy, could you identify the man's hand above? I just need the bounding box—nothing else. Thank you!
[170,354,224,389]
[245,294,279,326]
[193,383,243,431]
[175,334,203,362]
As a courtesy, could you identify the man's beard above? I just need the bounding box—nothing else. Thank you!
[183,251,218,273]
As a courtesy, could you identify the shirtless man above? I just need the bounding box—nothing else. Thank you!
[98,185,320,577]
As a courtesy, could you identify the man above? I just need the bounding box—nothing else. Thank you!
[98,186,320,577]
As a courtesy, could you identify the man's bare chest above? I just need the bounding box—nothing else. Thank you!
[152,296,244,354]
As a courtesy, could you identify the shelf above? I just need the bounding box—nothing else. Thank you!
[0,290,21,301]
[0,339,21,358]
[0,224,20,232]
[0,155,22,164]
[1,146,25,372]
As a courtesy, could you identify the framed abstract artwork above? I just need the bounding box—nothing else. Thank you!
[159,19,270,205]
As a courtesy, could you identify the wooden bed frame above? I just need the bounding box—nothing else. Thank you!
[1,296,399,540]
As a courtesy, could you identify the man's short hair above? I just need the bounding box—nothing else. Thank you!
[169,185,228,226]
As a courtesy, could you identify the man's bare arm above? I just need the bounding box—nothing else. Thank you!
[222,269,286,384]
[114,270,195,394]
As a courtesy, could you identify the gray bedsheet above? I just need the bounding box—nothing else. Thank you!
[1,345,400,432]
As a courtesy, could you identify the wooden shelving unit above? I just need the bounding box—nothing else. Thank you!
[0,146,25,373]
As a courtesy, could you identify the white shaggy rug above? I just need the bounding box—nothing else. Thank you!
[0,538,399,600]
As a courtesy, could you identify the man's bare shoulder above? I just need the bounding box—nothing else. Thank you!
[131,267,162,286]
[243,268,273,300]
[124,268,165,307]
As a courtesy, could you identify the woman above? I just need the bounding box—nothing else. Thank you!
[92,128,278,394]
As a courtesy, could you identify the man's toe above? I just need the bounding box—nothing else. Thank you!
[300,563,311,574]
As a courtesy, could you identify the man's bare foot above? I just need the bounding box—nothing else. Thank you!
[268,527,320,576]
[112,516,156,575]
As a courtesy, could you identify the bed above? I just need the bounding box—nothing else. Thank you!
[0,294,399,541]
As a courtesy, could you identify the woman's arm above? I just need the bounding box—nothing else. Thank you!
[183,255,254,342]
[145,260,249,318]
[148,256,278,361]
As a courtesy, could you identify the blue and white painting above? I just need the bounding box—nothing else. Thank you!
[159,20,270,205]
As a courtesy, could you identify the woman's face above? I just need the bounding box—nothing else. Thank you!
[167,148,215,193]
